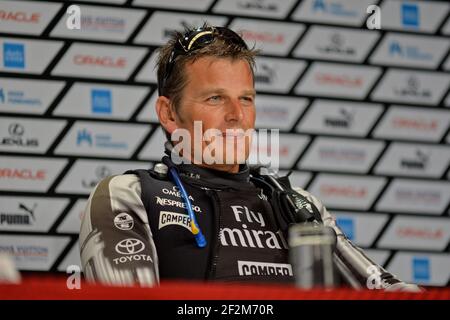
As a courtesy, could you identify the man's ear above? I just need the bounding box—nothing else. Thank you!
[156,96,179,135]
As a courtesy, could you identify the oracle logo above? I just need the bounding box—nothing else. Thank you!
[315,73,363,88]
[396,227,443,240]
[0,168,46,180]
[240,30,285,44]
[73,55,126,68]
[0,10,40,23]
[320,185,368,198]
[392,118,438,131]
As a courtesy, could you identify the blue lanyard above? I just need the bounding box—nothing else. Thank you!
[168,166,207,248]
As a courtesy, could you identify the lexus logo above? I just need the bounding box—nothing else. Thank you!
[407,77,419,91]
[95,166,111,179]
[330,33,344,47]
[115,238,145,255]
[8,123,24,137]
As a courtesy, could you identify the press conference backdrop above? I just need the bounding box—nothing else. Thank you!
[0,0,449,287]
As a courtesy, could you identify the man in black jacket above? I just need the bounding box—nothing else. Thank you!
[79,25,420,291]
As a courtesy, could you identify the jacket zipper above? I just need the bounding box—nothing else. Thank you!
[205,189,222,280]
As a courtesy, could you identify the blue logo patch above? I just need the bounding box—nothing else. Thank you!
[0,88,5,103]
[77,129,93,146]
[3,43,25,69]
[402,3,419,27]
[313,0,326,12]
[311,0,356,17]
[336,217,354,240]
[412,257,430,282]
[389,41,403,56]
[91,89,112,114]
[388,41,432,61]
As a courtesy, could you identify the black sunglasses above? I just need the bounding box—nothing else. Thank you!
[158,26,248,96]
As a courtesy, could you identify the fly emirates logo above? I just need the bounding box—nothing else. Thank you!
[220,205,288,250]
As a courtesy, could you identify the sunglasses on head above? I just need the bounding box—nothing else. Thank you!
[158,26,248,96]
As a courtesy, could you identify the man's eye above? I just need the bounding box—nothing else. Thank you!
[241,96,254,103]
[208,96,221,102]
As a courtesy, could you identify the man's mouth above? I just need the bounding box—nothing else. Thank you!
[219,129,247,138]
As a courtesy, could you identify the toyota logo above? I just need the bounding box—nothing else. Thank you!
[8,123,24,137]
[115,238,145,255]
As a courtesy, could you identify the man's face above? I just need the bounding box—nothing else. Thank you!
[171,56,256,173]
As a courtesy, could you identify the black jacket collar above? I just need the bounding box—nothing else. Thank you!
[163,142,252,189]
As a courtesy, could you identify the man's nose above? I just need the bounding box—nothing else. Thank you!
[225,98,244,122]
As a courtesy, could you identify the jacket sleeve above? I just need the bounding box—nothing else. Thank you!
[79,174,159,287]
[293,187,422,292]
